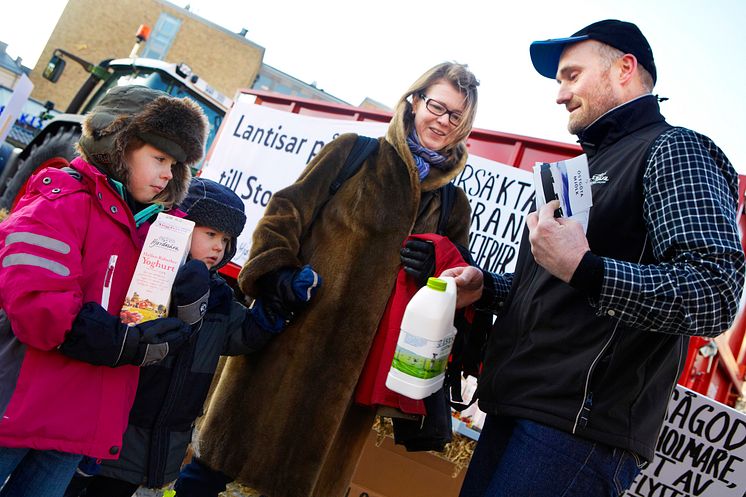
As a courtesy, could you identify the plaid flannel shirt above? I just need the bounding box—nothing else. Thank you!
[479,127,745,337]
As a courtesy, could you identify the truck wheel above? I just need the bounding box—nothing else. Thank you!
[0,126,81,210]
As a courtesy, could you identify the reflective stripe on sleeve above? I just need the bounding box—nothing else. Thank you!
[5,232,71,254]
[2,254,70,276]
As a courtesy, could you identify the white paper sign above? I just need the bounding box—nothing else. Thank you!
[0,74,33,144]
[201,100,539,273]
[623,385,746,497]
[454,155,534,274]
[200,102,388,265]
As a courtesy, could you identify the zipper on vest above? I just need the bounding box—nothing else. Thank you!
[148,338,197,486]
[572,236,651,434]
[573,323,618,433]
[577,392,593,428]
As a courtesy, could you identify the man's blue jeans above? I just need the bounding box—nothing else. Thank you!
[0,447,82,497]
[459,416,643,497]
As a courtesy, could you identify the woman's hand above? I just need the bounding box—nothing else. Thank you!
[440,266,484,309]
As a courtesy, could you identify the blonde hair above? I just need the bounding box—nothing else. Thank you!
[391,62,479,158]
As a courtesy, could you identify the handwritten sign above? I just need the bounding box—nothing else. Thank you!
[454,155,534,274]
[624,385,746,497]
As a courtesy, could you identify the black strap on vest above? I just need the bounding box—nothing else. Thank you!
[437,183,455,235]
[332,136,456,236]
[330,135,379,195]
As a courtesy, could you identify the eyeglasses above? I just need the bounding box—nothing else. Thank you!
[419,93,463,126]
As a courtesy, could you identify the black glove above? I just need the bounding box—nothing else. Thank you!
[172,259,211,325]
[400,239,436,287]
[256,265,322,326]
[59,302,192,367]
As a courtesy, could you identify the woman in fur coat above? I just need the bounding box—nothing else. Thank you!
[177,62,480,497]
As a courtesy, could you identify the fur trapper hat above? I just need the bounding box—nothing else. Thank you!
[180,177,247,269]
[77,85,209,206]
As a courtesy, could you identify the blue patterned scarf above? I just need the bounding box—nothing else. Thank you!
[407,130,449,181]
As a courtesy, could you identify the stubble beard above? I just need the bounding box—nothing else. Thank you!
[567,73,619,136]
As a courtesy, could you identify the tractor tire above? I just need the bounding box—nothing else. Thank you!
[0,126,81,211]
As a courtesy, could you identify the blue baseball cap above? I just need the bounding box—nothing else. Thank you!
[530,19,657,84]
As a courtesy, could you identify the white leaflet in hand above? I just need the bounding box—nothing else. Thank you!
[533,154,592,233]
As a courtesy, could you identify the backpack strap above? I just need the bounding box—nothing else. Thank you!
[436,182,456,235]
[330,135,379,195]
[434,181,489,411]
[306,135,379,233]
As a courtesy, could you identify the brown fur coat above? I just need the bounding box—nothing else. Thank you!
[197,118,471,497]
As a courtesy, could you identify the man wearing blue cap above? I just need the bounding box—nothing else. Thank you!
[444,19,745,496]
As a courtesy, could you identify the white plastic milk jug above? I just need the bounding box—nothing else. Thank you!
[385,276,457,400]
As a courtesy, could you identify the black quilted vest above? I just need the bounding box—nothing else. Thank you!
[478,95,678,461]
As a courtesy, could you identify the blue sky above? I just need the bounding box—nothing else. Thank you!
[5,0,746,172]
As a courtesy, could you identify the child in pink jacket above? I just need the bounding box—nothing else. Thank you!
[0,85,207,497]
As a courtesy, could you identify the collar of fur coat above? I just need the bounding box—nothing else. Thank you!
[385,113,468,193]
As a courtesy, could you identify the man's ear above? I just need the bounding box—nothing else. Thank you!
[617,53,639,86]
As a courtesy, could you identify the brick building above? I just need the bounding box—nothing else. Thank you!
[28,0,265,110]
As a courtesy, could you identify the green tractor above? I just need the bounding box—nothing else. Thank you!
[0,48,230,210]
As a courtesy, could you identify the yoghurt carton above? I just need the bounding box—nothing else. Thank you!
[120,213,194,325]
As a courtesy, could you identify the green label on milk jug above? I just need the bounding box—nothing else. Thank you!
[391,332,454,379]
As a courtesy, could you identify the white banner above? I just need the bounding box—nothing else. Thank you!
[0,74,33,144]
[624,385,746,497]
[200,98,388,265]
[454,155,534,274]
[200,98,533,271]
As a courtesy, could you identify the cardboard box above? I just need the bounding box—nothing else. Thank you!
[349,430,466,497]
[120,213,194,325]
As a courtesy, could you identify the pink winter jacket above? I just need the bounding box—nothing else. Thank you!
[0,157,151,459]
